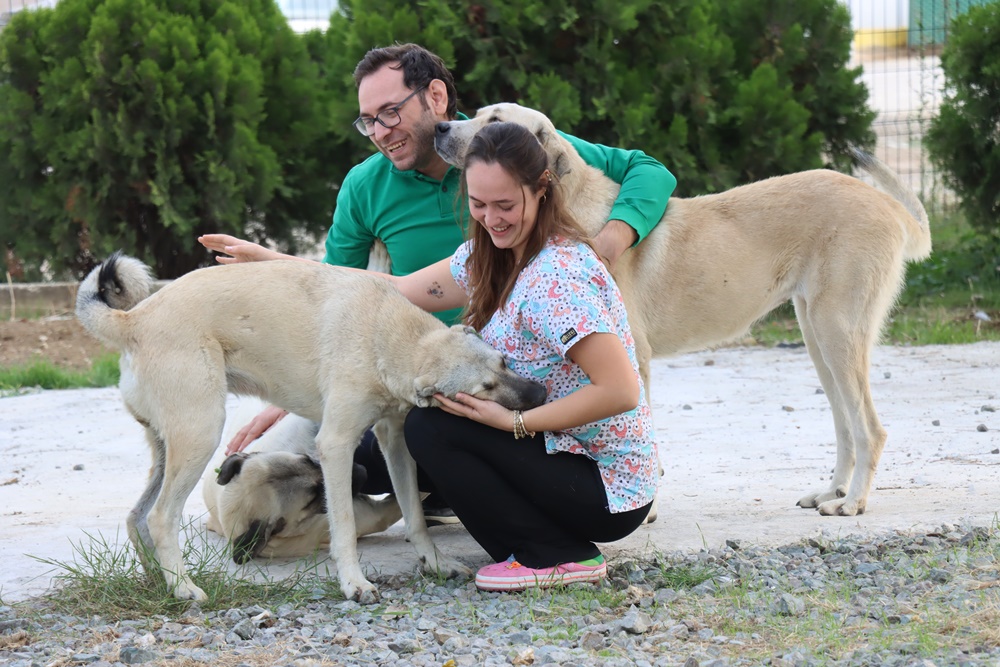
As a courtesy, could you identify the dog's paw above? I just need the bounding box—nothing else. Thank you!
[420,552,473,579]
[342,579,380,604]
[816,497,866,516]
[173,581,208,602]
[796,486,847,509]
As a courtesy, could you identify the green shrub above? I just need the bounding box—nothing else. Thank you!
[324,0,875,195]
[926,2,1000,258]
[0,0,334,280]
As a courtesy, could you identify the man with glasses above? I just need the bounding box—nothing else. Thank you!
[201,42,675,528]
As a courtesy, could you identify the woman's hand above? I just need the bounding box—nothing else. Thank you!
[225,405,289,454]
[198,234,283,264]
[434,392,514,433]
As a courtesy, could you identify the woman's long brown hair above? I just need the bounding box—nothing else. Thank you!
[461,122,590,331]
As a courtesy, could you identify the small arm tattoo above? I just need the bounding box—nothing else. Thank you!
[427,281,445,299]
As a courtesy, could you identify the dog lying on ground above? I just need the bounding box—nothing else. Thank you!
[435,103,932,517]
[76,254,546,602]
[202,398,402,562]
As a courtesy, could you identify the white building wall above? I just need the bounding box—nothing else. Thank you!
[843,0,910,30]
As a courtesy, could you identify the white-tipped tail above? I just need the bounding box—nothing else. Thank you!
[851,148,932,260]
[75,251,155,349]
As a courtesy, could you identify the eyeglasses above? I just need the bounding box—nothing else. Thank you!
[353,86,427,137]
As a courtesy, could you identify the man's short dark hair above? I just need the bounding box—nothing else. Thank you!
[353,43,459,119]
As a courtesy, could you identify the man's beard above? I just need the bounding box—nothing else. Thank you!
[390,115,438,173]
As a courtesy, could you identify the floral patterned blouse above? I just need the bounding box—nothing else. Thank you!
[451,237,658,513]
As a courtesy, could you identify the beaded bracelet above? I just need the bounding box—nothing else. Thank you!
[512,410,536,439]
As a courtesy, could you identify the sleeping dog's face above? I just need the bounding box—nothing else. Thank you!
[214,452,367,563]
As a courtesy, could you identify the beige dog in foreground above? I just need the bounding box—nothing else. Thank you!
[77,256,546,602]
[436,104,932,517]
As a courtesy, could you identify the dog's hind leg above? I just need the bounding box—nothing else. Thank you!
[793,287,892,516]
[794,295,855,508]
[353,494,403,536]
[127,425,166,570]
[375,417,472,579]
[145,407,226,601]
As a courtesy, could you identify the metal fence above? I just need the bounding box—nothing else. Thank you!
[849,1,992,208]
[275,0,337,33]
[0,0,54,28]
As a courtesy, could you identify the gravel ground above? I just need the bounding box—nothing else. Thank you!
[2,525,998,667]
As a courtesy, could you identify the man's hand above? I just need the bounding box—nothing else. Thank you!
[226,405,289,454]
[434,392,514,433]
[198,234,284,264]
[591,219,638,273]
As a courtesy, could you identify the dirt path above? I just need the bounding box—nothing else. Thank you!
[0,317,112,371]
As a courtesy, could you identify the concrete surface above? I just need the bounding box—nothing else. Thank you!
[2,342,998,602]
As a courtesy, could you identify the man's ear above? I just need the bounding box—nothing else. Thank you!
[413,376,438,408]
[427,78,449,116]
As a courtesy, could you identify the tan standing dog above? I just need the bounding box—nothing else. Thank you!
[435,104,932,517]
[76,255,546,602]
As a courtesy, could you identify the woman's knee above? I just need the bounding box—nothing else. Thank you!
[403,407,449,461]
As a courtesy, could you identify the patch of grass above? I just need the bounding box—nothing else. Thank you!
[21,520,343,620]
[653,529,1000,664]
[647,559,717,590]
[13,527,1000,665]
[0,352,120,392]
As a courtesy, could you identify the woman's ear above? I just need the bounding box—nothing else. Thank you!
[535,180,549,201]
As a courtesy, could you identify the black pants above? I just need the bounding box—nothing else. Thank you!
[381,407,650,568]
[353,427,437,494]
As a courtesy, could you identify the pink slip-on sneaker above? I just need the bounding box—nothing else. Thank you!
[475,555,607,592]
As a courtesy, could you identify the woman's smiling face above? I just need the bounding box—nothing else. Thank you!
[466,161,544,262]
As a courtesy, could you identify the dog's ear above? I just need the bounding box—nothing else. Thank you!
[413,377,438,408]
[231,519,271,564]
[529,126,569,179]
[303,481,327,515]
[216,453,249,485]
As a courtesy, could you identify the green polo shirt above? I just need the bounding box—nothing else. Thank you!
[324,118,676,324]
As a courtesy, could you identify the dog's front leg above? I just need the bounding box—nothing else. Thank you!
[315,420,378,603]
[376,417,472,579]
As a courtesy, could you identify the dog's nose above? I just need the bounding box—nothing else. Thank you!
[435,122,451,136]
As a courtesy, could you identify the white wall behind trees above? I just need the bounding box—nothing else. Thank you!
[843,0,909,30]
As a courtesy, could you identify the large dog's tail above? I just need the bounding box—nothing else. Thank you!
[76,251,155,349]
[850,148,932,261]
